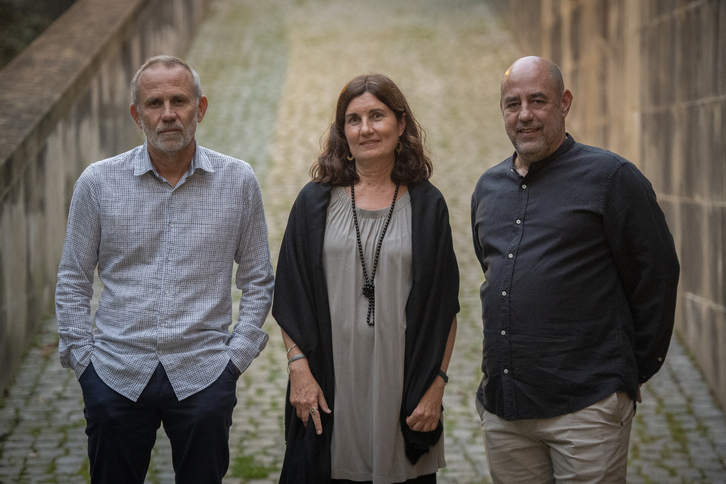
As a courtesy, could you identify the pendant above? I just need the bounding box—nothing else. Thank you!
[363,282,375,299]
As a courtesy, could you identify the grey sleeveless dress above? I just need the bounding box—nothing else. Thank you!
[323,186,445,483]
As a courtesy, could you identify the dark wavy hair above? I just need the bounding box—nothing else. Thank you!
[311,74,432,186]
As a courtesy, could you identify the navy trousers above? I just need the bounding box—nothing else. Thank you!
[79,361,239,484]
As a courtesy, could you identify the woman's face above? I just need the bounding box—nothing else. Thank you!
[344,92,405,165]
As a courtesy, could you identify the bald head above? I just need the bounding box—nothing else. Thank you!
[501,56,565,100]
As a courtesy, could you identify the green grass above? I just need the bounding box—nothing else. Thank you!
[230,454,276,479]
[78,458,90,483]
[665,411,689,452]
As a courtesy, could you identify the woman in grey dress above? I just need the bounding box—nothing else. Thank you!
[273,74,460,484]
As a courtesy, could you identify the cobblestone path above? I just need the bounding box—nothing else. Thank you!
[2,0,726,483]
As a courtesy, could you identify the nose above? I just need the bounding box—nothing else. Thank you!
[360,118,373,134]
[518,102,534,122]
[161,101,176,121]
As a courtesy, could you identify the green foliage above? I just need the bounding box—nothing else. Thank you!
[230,454,276,479]
[78,457,91,483]
[0,0,75,69]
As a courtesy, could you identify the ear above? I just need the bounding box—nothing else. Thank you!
[398,112,406,137]
[197,96,208,123]
[561,89,573,118]
[130,103,143,129]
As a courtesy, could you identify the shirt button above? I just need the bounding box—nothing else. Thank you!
[503,369,509,374]
[169,223,174,228]
[158,350,164,355]
[658,357,663,362]
[521,184,527,189]
[501,330,506,335]
[167,256,173,261]
[516,219,522,224]
[501,291,507,296]
[508,253,514,259]
[164,289,170,294]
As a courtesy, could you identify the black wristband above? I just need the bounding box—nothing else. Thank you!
[438,369,449,384]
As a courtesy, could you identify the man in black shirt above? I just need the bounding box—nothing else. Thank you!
[471,56,680,482]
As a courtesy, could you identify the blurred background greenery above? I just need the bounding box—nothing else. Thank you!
[0,0,77,69]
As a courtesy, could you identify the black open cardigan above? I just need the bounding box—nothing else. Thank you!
[272,180,460,484]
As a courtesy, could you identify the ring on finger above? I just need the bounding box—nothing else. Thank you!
[309,407,317,415]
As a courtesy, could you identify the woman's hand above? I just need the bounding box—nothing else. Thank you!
[289,358,331,435]
[405,376,445,432]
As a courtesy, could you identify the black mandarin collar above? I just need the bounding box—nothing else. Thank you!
[511,133,576,178]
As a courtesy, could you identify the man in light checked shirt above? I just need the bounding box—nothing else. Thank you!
[55,55,274,483]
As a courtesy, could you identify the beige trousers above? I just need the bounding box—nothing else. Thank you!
[477,392,634,484]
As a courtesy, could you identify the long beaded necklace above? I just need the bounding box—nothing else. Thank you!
[350,181,401,326]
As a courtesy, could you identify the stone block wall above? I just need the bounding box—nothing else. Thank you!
[495,0,726,407]
[0,0,209,397]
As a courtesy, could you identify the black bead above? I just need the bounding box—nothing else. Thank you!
[351,181,400,327]
[363,282,375,299]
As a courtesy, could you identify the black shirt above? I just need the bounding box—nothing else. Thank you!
[471,135,679,421]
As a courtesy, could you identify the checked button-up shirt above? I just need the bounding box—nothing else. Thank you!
[56,142,274,401]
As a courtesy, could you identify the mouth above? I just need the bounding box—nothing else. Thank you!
[516,127,542,140]
[157,123,183,134]
[359,140,380,146]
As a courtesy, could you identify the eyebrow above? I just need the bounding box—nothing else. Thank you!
[503,91,549,104]
[144,94,191,104]
[345,108,386,119]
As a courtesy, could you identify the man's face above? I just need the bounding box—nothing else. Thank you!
[130,65,205,155]
[500,59,572,164]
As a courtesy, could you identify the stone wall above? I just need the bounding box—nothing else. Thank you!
[495,0,726,407]
[0,0,209,397]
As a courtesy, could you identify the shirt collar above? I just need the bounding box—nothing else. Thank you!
[510,133,576,177]
[133,141,216,178]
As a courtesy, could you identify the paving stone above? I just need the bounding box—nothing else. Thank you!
[677,467,705,480]
[3,2,726,484]
[0,464,24,476]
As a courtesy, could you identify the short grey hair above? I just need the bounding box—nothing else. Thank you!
[131,55,203,106]
[544,60,565,98]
